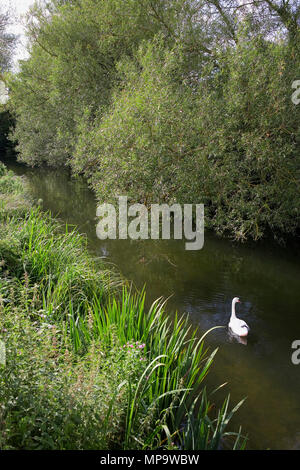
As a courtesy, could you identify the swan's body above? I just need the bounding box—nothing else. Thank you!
[228,297,249,337]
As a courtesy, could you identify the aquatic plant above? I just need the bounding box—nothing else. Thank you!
[0,164,245,449]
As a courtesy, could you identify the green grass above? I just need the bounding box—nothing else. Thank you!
[0,163,246,450]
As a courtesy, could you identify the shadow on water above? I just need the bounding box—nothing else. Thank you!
[3,158,300,450]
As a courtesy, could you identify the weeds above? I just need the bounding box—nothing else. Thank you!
[0,164,246,449]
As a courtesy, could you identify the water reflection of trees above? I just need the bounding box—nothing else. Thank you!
[16,165,300,336]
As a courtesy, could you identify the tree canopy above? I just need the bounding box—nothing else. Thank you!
[7,0,300,241]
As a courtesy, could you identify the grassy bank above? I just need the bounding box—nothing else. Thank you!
[0,162,245,450]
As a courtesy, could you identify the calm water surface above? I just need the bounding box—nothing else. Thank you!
[5,161,300,450]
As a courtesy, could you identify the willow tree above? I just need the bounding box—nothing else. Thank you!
[8,0,186,165]
[7,0,300,240]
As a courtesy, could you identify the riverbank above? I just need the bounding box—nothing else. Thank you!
[0,163,245,450]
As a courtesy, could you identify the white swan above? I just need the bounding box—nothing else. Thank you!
[228,297,249,337]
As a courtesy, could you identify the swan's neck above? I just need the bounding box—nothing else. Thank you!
[231,302,237,320]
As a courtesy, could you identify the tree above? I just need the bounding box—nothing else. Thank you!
[0,6,17,155]
[7,0,300,240]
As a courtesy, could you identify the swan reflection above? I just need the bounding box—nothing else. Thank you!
[228,328,248,345]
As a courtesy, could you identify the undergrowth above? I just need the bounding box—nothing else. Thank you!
[0,162,246,450]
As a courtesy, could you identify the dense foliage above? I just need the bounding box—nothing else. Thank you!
[7,0,300,240]
[0,163,245,449]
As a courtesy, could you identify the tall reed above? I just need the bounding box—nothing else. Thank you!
[67,288,246,449]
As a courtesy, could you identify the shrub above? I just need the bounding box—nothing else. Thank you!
[74,36,299,241]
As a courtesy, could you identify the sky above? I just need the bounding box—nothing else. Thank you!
[2,0,35,66]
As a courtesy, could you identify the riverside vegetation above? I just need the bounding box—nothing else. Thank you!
[0,162,246,450]
[4,0,300,242]
[0,0,299,451]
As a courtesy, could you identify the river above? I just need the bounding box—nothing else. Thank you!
[3,159,300,450]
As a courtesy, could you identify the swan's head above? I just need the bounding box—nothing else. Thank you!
[232,297,240,304]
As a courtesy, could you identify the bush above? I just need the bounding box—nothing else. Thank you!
[75,36,300,241]
[0,295,146,449]
[8,0,300,241]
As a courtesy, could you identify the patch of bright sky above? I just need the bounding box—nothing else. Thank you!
[2,0,35,68]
